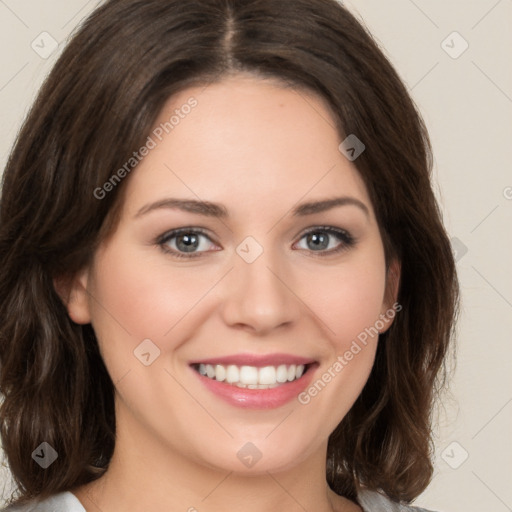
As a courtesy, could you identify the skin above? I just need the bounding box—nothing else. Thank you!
[64,73,399,512]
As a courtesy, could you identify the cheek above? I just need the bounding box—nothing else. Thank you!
[296,261,386,421]
[86,241,225,376]
[305,252,388,348]
[89,242,213,336]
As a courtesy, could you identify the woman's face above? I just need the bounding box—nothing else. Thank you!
[68,74,398,475]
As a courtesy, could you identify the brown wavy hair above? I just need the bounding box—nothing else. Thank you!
[0,0,459,507]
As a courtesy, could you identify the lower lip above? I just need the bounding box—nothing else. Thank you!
[191,365,317,409]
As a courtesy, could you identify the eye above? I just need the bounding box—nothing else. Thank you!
[156,226,356,259]
[293,226,356,256]
[157,228,218,258]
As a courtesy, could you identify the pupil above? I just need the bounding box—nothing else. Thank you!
[309,232,328,250]
[177,234,199,252]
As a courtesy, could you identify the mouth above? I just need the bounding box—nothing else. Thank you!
[191,362,313,389]
[189,354,318,409]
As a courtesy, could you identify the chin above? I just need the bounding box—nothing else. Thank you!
[187,432,320,476]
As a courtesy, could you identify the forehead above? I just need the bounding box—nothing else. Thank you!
[121,75,372,219]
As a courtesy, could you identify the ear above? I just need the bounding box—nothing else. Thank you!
[379,258,401,334]
[53,268,92,324]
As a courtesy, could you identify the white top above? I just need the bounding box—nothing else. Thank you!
[3,489,436,511]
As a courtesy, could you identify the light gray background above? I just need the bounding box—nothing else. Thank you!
[1,1,511,511]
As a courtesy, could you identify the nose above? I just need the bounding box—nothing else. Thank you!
[219,245,301,335]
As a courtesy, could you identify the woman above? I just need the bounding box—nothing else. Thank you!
[0,1,459,511]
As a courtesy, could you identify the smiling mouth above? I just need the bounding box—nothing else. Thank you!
[191,363,314,389]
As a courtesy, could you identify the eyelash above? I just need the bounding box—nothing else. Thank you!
[156,226,357,259]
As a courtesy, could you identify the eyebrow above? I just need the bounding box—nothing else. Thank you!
[134,196,370,219]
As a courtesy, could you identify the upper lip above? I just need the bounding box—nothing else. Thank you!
[189,353,317,367]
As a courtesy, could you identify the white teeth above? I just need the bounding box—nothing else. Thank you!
[258,366,276,385]
[206,364,215,379]
[215,364,226,382]
[239,366,259,385]
[195,362,308,387]
[226,365,239,383]
[276,365,288,383]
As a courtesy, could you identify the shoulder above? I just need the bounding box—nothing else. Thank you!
[357,489,438,512]
[4,489,439,512]
[2,492,85,512]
